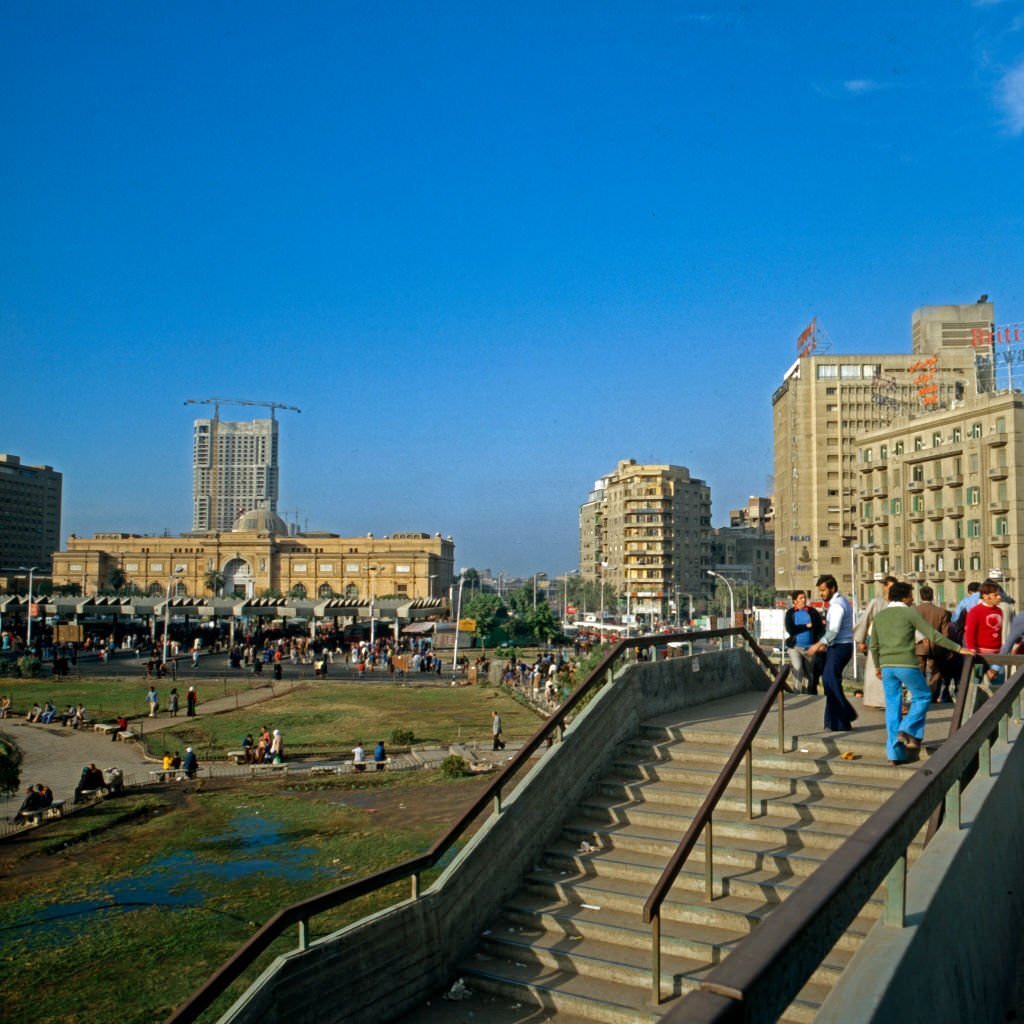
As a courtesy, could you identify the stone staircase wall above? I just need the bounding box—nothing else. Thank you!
[218,647,769,1024]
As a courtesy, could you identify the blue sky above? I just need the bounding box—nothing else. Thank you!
[3,2,1023,576]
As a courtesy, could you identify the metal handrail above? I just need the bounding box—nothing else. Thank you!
[660,652,1024,1023]
[642,662,791,1002]
[164,626,764,1024]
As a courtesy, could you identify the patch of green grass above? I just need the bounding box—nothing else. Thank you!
[0,774,480,1024]
[153,682,542,757]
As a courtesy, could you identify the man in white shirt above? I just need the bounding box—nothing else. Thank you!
[807,574,858,732]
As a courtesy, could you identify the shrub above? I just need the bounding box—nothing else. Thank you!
[390,728,415,745]
[440,754,469,778]
[17,656,41,678]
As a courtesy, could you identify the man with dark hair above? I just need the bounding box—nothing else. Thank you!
[870,581,967,764]
[853,575,898,708]
[784,591,824,693]
[807,575,857,731]
[915,585,953,701]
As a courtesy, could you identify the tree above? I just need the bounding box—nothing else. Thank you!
[528,601,561,644]
[461,568,481,593]
[204,570,226,597]
[462,592,505,640]
[0,736,21,796]
[506,585,534,618]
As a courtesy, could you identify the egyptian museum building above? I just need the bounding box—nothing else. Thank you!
[51,510,456,602]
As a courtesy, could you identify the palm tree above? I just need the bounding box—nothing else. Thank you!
[204,570,226,597]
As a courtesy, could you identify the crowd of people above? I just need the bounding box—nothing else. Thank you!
[783,573,1019,766]
[23,702,87,728]
[14,783,54,821]
[240,725,285,764]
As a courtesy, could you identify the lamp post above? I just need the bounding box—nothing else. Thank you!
[707,570,735,647]
[162,569,184,665]
[18,566,38,651]
[849,543,860,679]
[363,564,378,646]
[599,561,608,644]
[451,572,466,674]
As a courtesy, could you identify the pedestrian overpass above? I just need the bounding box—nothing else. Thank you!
[163,630,1024,1023]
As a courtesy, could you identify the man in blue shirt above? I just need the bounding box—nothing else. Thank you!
[807,574,858,732]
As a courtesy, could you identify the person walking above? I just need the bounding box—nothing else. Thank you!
[168,687,179,717]
[914,585,953,701]
[146,685,159,718]
[186,686,197,717]
[806,575,857,732]
[853,575,897,709]
[965,581,1006,685]
[491,710,505,751]
[870,581,968,765]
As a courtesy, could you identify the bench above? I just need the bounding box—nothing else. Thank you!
[149,769,189,782]
[226,750,249,765]
[117,731,137,742]
[19,800,67,826]
[94,723,119,735]
[249,762,288,775]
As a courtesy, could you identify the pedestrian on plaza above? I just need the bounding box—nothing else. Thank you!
[352,741,366,772]
[870,582,968,765]
[182,747,199,779]
[168,687,179,717]
[491,710,505,751]
[853,575,897,709]
[965,581,1006,685]
[146,685,159,718]
[914,585,954,702]
[186,685,197,717]
[806,575,858,732]
[783,591,824,694]
[373,740,386,771]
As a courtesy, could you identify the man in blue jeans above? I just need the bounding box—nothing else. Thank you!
[869,581,968,765]
[806,574,857,732]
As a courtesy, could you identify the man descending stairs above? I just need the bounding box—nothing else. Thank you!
[404,691,948,1024]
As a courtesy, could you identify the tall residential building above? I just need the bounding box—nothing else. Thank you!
[0,453,62,572]
[579,459,712,623]
[772,302,990,594]
[854,389,1024,609]
[193,417,279,532]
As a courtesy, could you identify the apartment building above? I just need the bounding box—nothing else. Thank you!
[772,302,991,594]
[578,459,712,621]
[729,496,775,531]
[0,453,62,572]
[854,391,1024,607]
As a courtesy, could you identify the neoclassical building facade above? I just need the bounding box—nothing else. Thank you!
[52,510,455,602]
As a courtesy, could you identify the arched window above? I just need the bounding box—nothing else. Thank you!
[344,583,358,598]
[318,583,335,598]
[290,583,307,599]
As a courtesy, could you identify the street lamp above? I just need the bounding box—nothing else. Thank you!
[363,564,379,646]
[451,571,466,674]
[707,570,735,647]
[849,543,860,679]
[18,566,38,650]
[162,568,185,665]
[599,561,608,644]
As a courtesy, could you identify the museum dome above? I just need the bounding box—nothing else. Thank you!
[232,508,289,534]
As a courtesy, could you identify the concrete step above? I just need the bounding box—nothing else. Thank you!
[537,843,886,914]
[522,870,880,948]
[577,793,866,853]
[594,776,877,828]
[624,735,920,782]
[611,756,905,804]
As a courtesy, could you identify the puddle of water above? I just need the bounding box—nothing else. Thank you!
[2,813,338,948]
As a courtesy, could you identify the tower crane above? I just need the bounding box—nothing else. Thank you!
[183,398,300,532]
[183,397,301,420]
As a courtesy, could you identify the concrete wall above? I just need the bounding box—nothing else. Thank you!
[818,721,1024,1024]
[220,648,768,1024]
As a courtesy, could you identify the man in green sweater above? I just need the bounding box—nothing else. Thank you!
[869,581,970,765]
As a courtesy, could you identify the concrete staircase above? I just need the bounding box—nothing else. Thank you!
[408,704,924,1024]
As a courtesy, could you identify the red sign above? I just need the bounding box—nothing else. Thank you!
[566,605,577,615]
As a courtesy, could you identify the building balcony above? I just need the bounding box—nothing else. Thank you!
[908,540,926,552]
[908,480,925,493]
[948,570,965,582]
[859,516,873,528]
[988,465,1009,481]
[946,474,963,487]
[991,534,1011,548]
[926,478,944,490]
[909,510,926,523]
[990,500,1010,515]
[931,570,947,581]
[927,508,945,521]
[858,486,872,498]
[987,434,1009,447]
[872,485,888,497]
[873,514,889,526]
[948,539,965,550]
[927,540,945,552]
[946,504,965,518]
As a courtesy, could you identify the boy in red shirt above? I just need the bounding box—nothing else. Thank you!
[964,581,1004,682]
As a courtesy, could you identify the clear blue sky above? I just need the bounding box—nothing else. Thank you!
[3,2,1023,576]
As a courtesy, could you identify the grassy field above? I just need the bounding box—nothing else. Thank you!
[0,770,493,1024]
[149,681,544,758]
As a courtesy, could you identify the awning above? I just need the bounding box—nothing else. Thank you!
[401,621,436,635]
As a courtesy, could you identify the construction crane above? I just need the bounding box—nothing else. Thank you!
[183,397,301,420]
[183,398,300,532]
